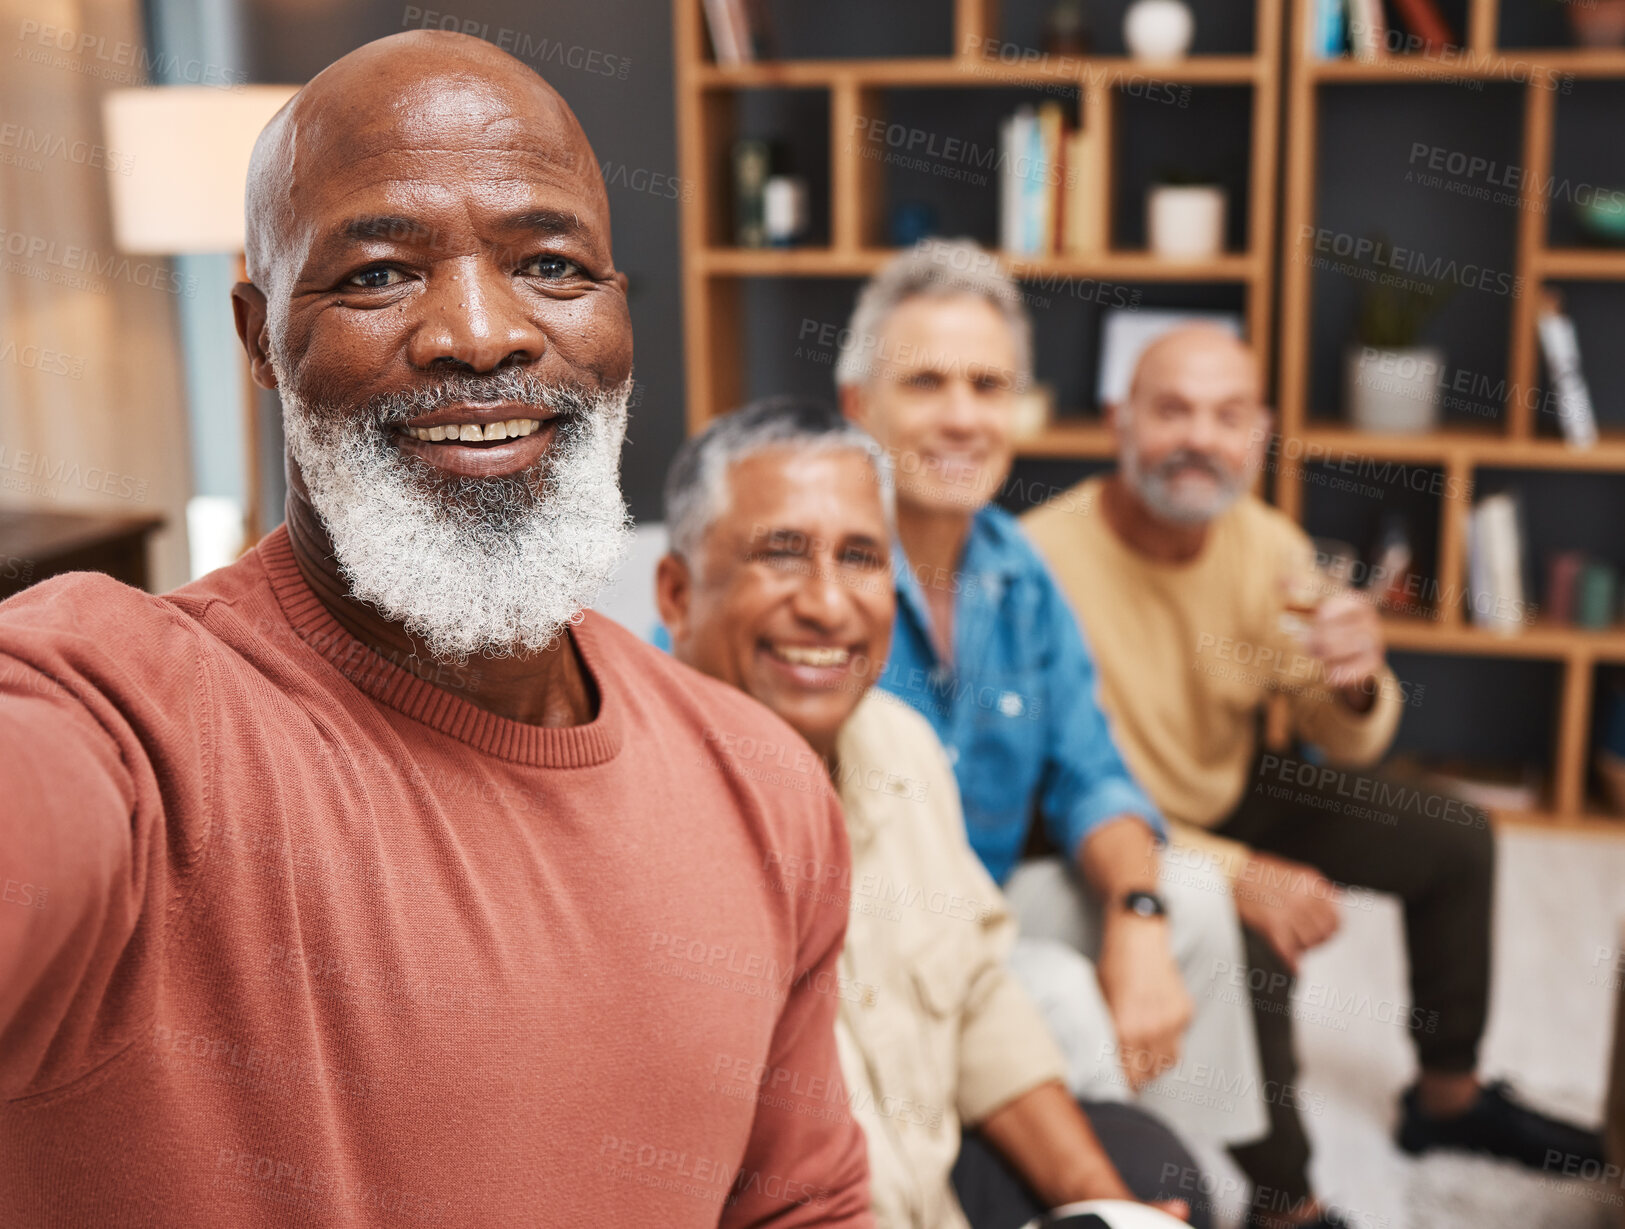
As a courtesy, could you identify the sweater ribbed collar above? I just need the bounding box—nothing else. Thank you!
[256,525,623,768]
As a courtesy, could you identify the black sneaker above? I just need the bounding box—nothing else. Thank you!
[1396,1079,1605,1171]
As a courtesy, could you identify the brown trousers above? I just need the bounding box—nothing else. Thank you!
[1213,750,1496,1212]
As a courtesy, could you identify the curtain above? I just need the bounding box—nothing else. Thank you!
[0,0,194,591]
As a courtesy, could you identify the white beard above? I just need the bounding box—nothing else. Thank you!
[1121,436,1246,527]
[278,365,633,662]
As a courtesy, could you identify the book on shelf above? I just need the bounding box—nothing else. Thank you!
[999,100,1107,258]
[702,0,753,65]
[1467,491,1527,635]
[1348,0,1386,60]
[999,106,1049,255]
[1307,0,1348,58]
[997,110,1026,254]
[1062,100,1108,254]
[1390,0,1456,52]
[1036,101,1064,255]
[1544,549,1585,625]
[1537,294,1599,450]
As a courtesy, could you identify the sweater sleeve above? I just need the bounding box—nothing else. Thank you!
[0,656,135,1098]
[721,786,873,1228]
[1289,664,1404,767]
[1168,818,1253,884]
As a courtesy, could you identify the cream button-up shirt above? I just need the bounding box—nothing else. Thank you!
[829,691,1067,1229]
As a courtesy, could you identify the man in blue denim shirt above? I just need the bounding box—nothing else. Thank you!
[878,507,1156,887]
[836,239,1266,1156]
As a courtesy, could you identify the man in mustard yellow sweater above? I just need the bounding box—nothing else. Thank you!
[1021,325,1602,1228]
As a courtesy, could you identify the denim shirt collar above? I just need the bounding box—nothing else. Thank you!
[891,509,1021,673]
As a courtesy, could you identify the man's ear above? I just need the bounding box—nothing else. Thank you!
[654,552,694,651]
[839,383,867,430]
[231,280,279,391]
[1247,404,1276,483]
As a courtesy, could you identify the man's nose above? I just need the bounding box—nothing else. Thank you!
[790,559,853,629]
[407,258,547,372]
[939,379,982,434]
[1185,410,1221,453]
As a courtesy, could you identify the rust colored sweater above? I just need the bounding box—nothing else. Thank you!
[0,526,871,1228]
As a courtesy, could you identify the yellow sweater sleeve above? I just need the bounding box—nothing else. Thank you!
[1168,818,1253,883]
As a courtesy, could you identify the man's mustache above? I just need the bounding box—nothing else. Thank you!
[1151,449,1231,483]
[360,369,603,427]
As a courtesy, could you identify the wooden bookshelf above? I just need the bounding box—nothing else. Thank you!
[1277,2,1625,826]
[674,0,1284,435]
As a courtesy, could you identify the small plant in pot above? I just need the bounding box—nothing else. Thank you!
[1345,243,1452,434]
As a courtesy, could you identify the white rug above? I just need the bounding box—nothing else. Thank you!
[1276,827,1625,1229]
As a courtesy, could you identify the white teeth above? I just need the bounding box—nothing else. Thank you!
[773,645,851,668]
[402,419,543,442]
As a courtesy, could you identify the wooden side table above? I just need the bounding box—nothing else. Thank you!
[0,510,165,601]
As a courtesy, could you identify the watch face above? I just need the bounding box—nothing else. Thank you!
[1125,891,1165,918]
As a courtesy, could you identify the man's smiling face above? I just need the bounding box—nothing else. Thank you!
[237,33,636,661]
[263,61,631,477]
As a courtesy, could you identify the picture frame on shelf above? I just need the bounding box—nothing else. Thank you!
[1096,307,1244,408]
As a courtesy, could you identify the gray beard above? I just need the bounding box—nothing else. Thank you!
[1121,438,1246,527]
[278,364,633,662]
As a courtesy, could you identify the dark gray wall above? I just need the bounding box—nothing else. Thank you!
[239,0,685,522]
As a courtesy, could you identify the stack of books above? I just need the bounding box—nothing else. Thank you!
[997,100,1108,258]
[1306,0,1456,59]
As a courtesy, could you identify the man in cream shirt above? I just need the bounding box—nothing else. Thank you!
[656,397,1207,1229]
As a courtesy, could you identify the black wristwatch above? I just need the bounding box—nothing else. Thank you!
[1121,890,1167,919]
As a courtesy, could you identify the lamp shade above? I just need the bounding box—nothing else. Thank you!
[101,85,298,255]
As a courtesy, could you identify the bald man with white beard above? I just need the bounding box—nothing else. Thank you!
[0,32,871,1227]
[1021,324,1603,1229]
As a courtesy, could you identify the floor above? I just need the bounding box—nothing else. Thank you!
[1193,825,1625,1229]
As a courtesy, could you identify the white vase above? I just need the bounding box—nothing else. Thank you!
[1345,345,1445,434]
[1147,185,1226,260]
[1124,0,1195,60]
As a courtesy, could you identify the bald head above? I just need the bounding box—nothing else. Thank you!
[244,31,606,298]
[1126,323,1259,406]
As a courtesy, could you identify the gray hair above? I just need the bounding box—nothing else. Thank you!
[834,237,1032,390]
[663,397,894,562]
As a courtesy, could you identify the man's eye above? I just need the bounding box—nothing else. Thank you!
[521,254,581,280]
[752,549,810,571]
[347,266,406,289]
[841,550,886,570]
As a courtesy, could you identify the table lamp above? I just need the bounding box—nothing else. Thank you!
[101,84,298,567]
